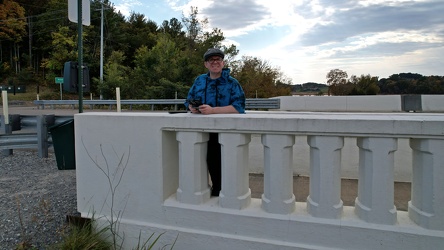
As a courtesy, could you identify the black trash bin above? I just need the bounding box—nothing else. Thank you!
[50,119,75,170]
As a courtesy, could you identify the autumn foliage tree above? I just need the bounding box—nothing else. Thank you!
[327,69,380,95]
[232,56,291,98]
[0,0,27,73]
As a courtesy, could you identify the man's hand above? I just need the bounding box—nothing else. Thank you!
[197,104,214,114]
[189,104,239,115]
[189,104,200,113]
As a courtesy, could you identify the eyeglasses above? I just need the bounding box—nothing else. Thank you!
[206,58,223,63]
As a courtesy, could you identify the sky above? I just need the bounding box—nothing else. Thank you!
[112,0,444,84]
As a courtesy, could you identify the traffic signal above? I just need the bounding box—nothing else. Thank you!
[63,61,90,93]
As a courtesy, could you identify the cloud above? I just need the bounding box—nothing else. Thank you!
[330,41,443,58]
[300,1,444,46]
[200,0,269,30]
[114,0,143,17]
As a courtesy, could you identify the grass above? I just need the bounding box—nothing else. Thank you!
[2,84,87,103]
[51,220,112,250]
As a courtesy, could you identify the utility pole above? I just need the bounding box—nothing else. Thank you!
[27,16,32,68]
[100,1,104,100]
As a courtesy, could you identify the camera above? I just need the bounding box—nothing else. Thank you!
[188,99,203,109]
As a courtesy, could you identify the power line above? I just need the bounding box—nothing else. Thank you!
[0,6,104,23]
[0,9,67,23]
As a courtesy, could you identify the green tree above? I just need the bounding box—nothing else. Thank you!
[159,18,185,38]
[348,74,380,95]
[182,6,207,44]
[326,69,348,95]
[40,25,77,81]
[98,50,130,99]
[32,0,71,67]
[130,34,183,98]
[121,12,158,68]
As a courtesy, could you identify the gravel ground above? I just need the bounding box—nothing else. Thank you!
[0,149,77,250]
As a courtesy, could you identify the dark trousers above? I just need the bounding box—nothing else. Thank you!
[207,133,221,196]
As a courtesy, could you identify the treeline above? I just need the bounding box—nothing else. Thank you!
[291,82,327,94]
[325,69,444,95]
[378,73,444,95]
[0,0,291,99]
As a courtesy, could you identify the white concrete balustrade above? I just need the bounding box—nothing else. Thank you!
[75,111,444,249]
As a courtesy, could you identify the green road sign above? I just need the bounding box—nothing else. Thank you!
[55,77,64,84]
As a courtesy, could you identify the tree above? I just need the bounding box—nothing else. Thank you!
[232,56,291,98]
[97,50,130,99]
[40,25,77,81]
[120,12,158,68]
[182,6,207,43]
[0,0,27,73]
[326,69,348,95]
[348,74,380,95]
[159,18,185,38]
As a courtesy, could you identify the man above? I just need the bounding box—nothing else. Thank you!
[185,48,246,196]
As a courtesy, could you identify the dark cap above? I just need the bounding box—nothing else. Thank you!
[203,48,224,61]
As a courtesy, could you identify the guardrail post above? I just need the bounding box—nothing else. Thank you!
[37,115,55,158]
[1,115,13,156]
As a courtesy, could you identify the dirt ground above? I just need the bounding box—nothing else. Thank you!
[249,174,411,211]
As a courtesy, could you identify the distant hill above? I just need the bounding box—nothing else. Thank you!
[291,82,328,93]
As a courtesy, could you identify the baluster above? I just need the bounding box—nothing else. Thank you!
[409,138,444,230]
[261,134,296,214]
[307,135,344,219]
[176,132,210,204]
[219,133,251,209]
[355,137,397,224]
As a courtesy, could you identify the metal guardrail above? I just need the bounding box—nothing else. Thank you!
[0,133,39,149]
[33,98,280,110]
[1,99,280,158]
[0,115,70,158]
[246,98,280,109]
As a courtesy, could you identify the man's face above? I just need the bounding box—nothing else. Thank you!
[204,56,224,73]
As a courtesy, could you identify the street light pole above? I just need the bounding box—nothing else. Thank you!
[100,1,104,100]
